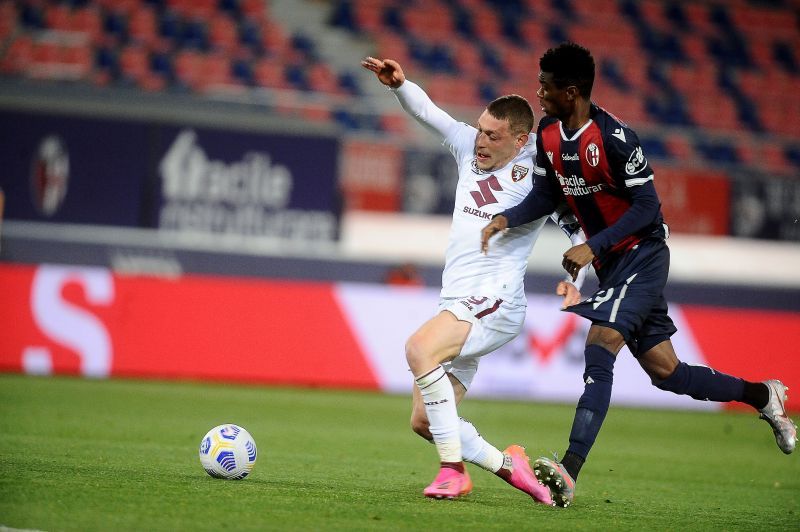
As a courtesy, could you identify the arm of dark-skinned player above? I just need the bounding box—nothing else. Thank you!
[480,215,509,254]
[562,242,595,281]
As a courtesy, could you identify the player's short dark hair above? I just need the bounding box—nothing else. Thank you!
[540,42,595,98]
[486,94,534,135]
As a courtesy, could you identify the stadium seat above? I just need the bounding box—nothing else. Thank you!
[44,3,72,32]
[70,6,104,44]
[208,15,238,53]
[196,53,233,91]
[253,57,290,89]
[306,62,344,95]
[127,6,159,47]
[119,44,150,84]
[0,35,33,75]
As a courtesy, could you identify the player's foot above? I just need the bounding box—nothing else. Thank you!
[759,380,797,454]
[502,445,553,505]
[533,456,575,508]
[423,466,473,499]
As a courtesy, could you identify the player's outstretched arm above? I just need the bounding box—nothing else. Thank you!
[361,57,405,88]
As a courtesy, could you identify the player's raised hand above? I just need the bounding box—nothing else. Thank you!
[562,243,594,281]
[556,280,581,309]
[480,215,509,254]
[361,57,405,88]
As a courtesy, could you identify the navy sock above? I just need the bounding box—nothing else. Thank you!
[566,344,616,461]
[655,362,746,403]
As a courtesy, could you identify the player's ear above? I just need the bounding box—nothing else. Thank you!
[565,85,579,101]
[516,132,529,149]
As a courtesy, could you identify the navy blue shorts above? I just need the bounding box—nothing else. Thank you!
[564,238,677,357]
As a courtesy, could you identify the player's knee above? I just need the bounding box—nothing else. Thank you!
[404,334,428,372]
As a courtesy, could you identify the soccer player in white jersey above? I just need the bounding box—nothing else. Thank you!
[362,56,586,502]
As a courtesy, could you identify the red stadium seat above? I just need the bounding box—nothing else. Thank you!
[380,112,409,135]
[0,1,17,42]
[70,6,103,43]
[0,35,33,75]
[197,53,233,91]
[306,63,343,95]
[638,0,672,32]
[253,57,290,89]
[208,16,238,52]
[241,0,268,22]
[663,133,697,161]
[119,44,151,85]
[352,0,386,35]
[127,6,159,47]
[44,3,71,31]
[174,49,202,89]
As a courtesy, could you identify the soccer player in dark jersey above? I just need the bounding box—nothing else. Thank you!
[480,42,796,508]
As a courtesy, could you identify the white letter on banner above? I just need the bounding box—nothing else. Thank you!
[26,265,114,378]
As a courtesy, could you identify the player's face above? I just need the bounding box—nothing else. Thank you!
[474,110,524,171]
[536,72,572,120]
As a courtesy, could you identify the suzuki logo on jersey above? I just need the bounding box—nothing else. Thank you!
[511,164,529,182]
[586,143,600,167]
[625,146,648,175]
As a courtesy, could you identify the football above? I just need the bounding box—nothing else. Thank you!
[199,424,257,479]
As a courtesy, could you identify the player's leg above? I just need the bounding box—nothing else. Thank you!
[534,324,622,507]
[411,298,552,502]
[406,310,472,498]
[638,337,797,454]
[536,239,669,506]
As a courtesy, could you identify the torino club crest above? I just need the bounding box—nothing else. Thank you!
[511,164,529,182]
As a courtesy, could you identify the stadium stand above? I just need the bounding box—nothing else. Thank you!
[1,1,798,176]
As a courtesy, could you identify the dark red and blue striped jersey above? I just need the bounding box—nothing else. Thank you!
[533,104,667,265]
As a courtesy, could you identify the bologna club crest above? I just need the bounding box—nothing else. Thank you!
[511,164,529,182]
[585,143,600,167]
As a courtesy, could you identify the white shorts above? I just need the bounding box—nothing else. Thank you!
[439,296,526,390]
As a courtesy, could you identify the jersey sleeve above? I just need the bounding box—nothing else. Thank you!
[604,124,654,189]
[391,80,462,145]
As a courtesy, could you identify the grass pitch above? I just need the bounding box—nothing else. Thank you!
[0,374,797,531]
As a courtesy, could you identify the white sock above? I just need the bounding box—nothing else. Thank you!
[415,365,461,463]
[459,418,505,472]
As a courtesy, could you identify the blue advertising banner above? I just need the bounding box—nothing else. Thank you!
[0,111,342,241]
[730,173,800,241]
[154,126,340,241]
[0,110,149,227]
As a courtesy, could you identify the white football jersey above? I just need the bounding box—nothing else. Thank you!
[392,81,551,304]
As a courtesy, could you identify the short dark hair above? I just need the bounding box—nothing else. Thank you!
[486,94,534,135]
[540,42,595,98]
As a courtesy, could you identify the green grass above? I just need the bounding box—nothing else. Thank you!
[0,375,797,531]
